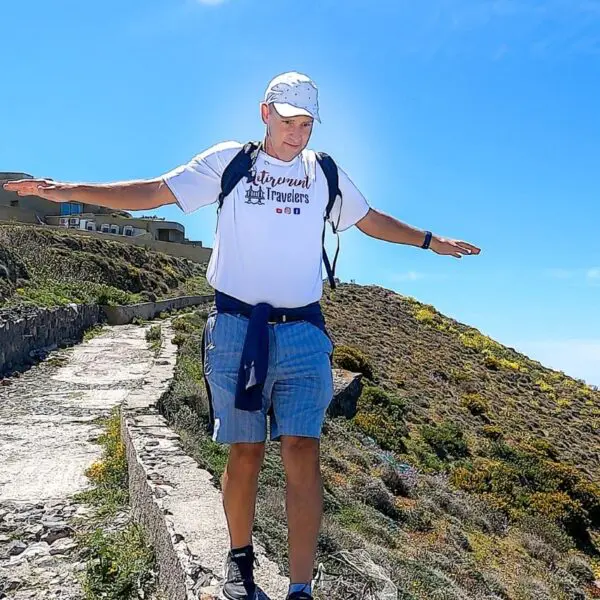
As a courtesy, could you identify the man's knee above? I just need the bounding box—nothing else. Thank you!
[227,442,265,477]
[280,436,320,481]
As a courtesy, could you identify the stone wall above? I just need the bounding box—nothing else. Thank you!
[102,295,214,325]
[0,304,100,376]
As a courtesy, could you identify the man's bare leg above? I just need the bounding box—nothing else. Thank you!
[280,436,322,586]
[222,442,266,548]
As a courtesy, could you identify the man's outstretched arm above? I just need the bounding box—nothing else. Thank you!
[356,208,481,258]
[2,177,178,212]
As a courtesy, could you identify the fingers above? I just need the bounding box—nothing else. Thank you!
[436,240,480,258]
[456,241,481,255]
[3,179,46,190]
[3,179,54,197]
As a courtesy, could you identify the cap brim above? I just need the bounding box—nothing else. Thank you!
[273,102,321,123]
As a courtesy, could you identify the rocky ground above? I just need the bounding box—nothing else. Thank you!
[0,324,157,599]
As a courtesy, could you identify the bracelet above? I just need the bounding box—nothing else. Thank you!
[421,231,432,249]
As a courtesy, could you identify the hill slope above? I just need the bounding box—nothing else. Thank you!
[322,284,600,483]
[0,224,210,310]
[160,283,600,600]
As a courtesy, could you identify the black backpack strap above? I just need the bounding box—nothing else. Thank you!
[316,152,341,290]
[218,141,261,210]
[315,152,340,228]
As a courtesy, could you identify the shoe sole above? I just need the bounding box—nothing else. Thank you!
[218,590,259,600]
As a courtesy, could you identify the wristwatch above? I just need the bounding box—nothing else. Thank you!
[421,231,433,249]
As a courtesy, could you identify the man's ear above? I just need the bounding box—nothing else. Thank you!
[260,103,269,125]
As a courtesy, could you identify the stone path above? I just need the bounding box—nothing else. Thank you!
[0,324,156,599]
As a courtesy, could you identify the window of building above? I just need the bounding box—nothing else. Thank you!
[10,200,18,207]
[60,202,83,216]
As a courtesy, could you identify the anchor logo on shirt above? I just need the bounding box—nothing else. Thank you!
[244,186,266,205]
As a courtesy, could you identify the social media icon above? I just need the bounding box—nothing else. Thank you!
[284,207,291,214]
[293,208,301,215]
[276,208,282,214]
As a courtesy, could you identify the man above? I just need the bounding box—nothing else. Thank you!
[4,71,480,600]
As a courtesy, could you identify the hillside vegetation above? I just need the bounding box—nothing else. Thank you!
[161,284,600,600]
[0,224,211,311]
[3,224,598,598]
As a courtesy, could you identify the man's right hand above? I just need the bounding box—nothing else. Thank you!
[3,179,74,203]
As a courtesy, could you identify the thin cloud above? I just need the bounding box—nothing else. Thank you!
[388,271,451,283]
[544,267,600,285]
[392,271,426,282]
[587,268,600,280]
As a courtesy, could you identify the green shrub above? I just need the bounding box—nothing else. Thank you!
[360,385,407,413]
[145,325,162,355]
[172,314,203,333]
[525,491,590,538]
[172,333,188,347]
[10,280,139,308]
[481,425,503,440]
[483,353,522,372]
[461,393,489,416]
[81,523,156,600]
[452,446,598,540]
[564,555,596,585]
[415,306,439,325]
[145,325,161,343]
[420,422,469,461]
[333,345,374,380]
[451,458,521,497]
[353,410,408,453]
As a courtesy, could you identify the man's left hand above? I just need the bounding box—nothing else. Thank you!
[430,236,481,258]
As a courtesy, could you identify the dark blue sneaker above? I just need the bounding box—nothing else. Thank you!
[220,545,259,600]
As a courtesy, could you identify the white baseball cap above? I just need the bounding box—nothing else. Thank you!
[264,71,321,123]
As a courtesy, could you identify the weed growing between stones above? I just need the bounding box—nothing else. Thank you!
[74,408,158,600]
[145,325,162,356]
[83,324,105,343]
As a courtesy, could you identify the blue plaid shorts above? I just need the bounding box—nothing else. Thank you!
[203,312,334,444]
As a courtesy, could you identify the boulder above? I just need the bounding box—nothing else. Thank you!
[328,369,363,419]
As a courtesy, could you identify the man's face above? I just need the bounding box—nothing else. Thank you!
[261,103,314,161]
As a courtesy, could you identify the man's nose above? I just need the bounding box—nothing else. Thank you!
[289,128,303,142]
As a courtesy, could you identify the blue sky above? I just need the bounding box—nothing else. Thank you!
[1,0,599,385]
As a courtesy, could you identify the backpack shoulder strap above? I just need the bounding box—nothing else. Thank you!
[315,151,340,227]
[218,141,261,210]
[315,151,341,290]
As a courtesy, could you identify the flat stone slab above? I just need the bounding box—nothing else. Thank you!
[0,323,159,598]
[0,325,154,504]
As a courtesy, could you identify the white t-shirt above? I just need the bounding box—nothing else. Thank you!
[162,141,370,308]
